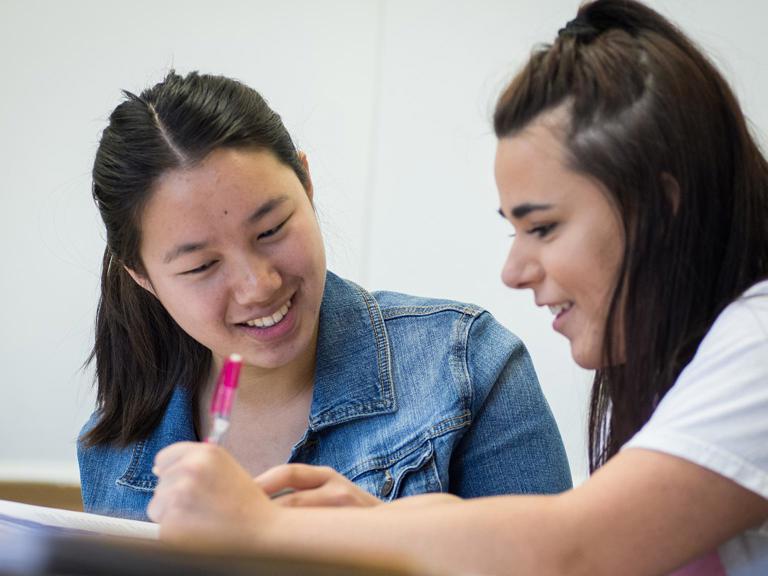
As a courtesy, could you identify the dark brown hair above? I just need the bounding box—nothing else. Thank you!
[494,0,768,470]
[84,71,309,446]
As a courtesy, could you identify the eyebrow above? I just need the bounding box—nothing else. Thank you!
[247,195,289,225]
[162,195,290,264]
[503,203,554,220]
[163,241,208,265]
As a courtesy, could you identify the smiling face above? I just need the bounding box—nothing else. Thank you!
[495,119,624,369]
[128,147,326,373]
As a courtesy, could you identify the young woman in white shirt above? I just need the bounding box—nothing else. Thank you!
[146,1,768,574]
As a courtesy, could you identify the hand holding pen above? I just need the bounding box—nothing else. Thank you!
[150,351,300,530]
[203,354,294,499]
[151,351,376,523]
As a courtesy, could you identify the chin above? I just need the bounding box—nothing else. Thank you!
[249,339,310,370]
[242,351,296,370]
[570,344,602,370]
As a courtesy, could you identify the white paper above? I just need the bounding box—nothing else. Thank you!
[0,499,158,539]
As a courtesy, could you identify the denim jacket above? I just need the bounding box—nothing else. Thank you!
[78,272,572,520]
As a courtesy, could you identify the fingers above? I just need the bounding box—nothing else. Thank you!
[255,464,339,495]
[273,485,380,507]
[153,441,205,476]
[148,468,206,523]
[148,442,264,525]
[255,464,381,508]
[152,442,228,496]
[148,473,195,523]
[147,441,283,547]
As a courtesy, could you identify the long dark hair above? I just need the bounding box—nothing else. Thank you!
[493,0,768,471]
[83,71,309,446]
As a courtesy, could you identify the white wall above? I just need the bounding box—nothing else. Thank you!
[1,0,766,485]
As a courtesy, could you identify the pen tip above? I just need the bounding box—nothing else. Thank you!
[229,353,242,363]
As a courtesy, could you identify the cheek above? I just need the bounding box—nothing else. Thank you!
[153,278,226,328]
[592,236,623,311]
[282,221,326,276]
[543,243,582,290]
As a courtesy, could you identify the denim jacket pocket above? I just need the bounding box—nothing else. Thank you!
[350,439,443,502]
[116,440,158,492]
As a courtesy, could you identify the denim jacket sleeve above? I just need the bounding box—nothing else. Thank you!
[77,412,153,520]
[77,386,198,520]
[449,311,573,496]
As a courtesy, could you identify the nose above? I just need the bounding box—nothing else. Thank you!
[231,256,282,306]
[501,243,543,290]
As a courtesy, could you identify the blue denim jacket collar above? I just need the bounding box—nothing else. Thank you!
[118,271,396,491]
[309,271,396,429]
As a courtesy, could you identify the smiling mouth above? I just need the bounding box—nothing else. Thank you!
[239,298,292,328]
[548,302,573,316]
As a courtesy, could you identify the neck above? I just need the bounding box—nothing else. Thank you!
[235,353,316,407]
[205,328,318,411]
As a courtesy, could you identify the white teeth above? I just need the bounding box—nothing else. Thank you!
[272,304,287,324]
[548,302,573,316]
[244,299,292,328]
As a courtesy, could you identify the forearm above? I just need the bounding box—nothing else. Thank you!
[259,494,573,576]
[153,444,768,576]
[386,492,461,509]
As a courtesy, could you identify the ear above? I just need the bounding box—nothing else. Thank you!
[660,172,681,216]
[124,266,157,297]
[297,151,314,202]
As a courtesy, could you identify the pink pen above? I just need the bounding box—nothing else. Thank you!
[205,353,243,444]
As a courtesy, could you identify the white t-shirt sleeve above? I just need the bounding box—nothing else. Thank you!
[624,282,768,500]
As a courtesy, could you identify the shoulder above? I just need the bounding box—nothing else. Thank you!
[77,387,197,519]
[700,280,768,352]
[370,288,535,398]
[77,413,145,518]
[372,288,482,319]
[325,271,509,337]
[678,280,768,386]
[370,288,524,351]
[626,280,768,499]
[662,280,768,403]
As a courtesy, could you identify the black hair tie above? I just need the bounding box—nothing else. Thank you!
[558,16,598,38]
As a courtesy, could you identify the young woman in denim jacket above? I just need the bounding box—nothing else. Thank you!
[147,2,768,574]
[77,71,572,521]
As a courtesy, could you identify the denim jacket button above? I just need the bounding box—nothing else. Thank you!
[380,470,394,498]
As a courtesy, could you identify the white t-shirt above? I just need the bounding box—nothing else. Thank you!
[624,279,768,576]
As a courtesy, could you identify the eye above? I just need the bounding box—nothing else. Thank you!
[257,217,289,240]
[527,223,557,238]
[503,221,517,239]
[181,260,218,275]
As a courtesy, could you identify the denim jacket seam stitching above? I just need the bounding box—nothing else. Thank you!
[380,304,482,320]
[115,478,156,492]
[311,400,396,428]
[386,441,437,498]
[309,281,396,430]
[426,453,444,493]
[347,438,432,478]
[450,312,475,413]
[119,440,144,481]
[115,440,157,491]
[352,281,396,407]
[345,411,471,477]
[429,410,472,437]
